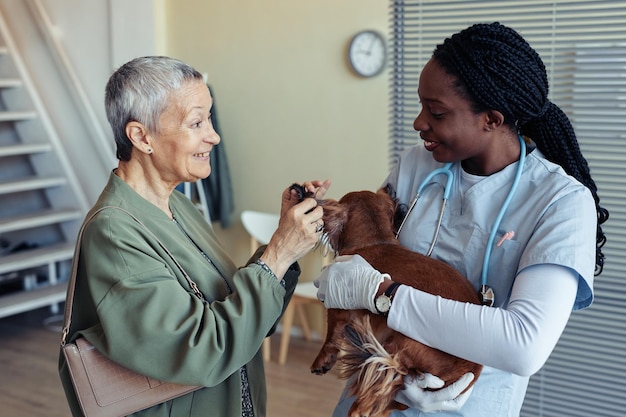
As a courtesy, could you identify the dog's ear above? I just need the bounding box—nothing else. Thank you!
[318,199,346,252]
[379,184,407,236]
[289,183,314,202]
[382,183,395,199]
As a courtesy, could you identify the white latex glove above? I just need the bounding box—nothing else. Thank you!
[314,254,388,314]
[395,372,475,413]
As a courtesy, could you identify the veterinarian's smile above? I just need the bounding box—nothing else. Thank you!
[423,139,440,152]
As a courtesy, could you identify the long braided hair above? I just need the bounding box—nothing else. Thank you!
[432,22,608,275]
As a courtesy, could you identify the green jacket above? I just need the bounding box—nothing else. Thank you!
[59,172,299,416]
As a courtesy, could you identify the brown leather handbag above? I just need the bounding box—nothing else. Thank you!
[61,207,202,417]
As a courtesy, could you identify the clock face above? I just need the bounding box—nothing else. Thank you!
[348,30,387,78]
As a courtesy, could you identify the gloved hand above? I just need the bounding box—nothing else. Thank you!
[314,254,388,314]
[395,372,475,413]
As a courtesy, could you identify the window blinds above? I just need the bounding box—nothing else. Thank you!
[389,1,626,416]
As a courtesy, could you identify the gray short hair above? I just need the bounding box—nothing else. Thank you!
[105,56,203,161]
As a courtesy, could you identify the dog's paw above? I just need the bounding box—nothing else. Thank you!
[310,352,337,375]
[310,366,331,375]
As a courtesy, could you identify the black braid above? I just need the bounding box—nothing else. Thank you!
[433,22,608,275]
[524,106,609,275]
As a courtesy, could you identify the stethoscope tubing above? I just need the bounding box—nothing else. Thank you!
[395,162,453,242]
[480,136,526,286]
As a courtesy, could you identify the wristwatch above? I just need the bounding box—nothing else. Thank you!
[374,281,402,315]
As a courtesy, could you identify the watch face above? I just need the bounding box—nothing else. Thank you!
[348,31,387,77]
[375,295,391,313]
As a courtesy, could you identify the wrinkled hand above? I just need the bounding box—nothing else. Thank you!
[314,254,388,313]
[395,372,475,413]
[261,181,330,279]
[302,179,332,200]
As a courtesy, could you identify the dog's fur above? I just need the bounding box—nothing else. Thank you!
[310,185,483,417]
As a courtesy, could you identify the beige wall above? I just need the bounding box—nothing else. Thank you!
[163,1,390,273]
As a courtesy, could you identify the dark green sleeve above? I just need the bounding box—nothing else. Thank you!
[246,245,301,336]
[78,212,287,387]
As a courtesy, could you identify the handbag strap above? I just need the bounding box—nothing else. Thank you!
[61,206,205,346]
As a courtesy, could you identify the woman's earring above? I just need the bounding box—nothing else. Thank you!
[147,148,153,154]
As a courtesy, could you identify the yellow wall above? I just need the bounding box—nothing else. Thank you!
[162,1,390,276]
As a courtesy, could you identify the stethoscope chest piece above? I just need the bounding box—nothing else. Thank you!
[480,284,495,307]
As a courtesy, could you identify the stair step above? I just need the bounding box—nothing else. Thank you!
[0,241,74,276]
[0,281,68,319]
[0,208,82,234]
[0,12,91,321]
[0,110,37,121]
[0,176,67,195]
[0,143,52,157]
[0,78,22,88]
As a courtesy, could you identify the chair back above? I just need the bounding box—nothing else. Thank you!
[241,210,279,248]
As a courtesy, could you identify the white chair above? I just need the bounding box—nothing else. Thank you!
[241,210,323,365]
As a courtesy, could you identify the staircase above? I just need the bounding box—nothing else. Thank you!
[0,10,88,318]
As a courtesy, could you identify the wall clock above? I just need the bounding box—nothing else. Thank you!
[347,30,387,78]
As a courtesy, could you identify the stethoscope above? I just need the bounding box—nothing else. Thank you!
[395,135,527,306]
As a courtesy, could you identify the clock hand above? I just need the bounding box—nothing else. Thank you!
[366,37,377,55]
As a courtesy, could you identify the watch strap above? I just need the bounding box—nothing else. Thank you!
[384,281,402,299]
[375,281,402,315]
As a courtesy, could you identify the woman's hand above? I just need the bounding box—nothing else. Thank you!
[262,180,331,279]
[315,254,388,313]
[304,179,331,199]
[395,372,475,412]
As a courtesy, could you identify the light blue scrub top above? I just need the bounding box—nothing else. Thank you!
[332,145,596,417]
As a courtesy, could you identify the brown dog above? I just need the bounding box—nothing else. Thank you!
[309,185,483,417]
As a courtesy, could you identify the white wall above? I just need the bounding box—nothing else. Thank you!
[165,0,390,268]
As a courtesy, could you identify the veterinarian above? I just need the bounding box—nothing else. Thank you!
[314,22,608,416]
[58,56,330,417]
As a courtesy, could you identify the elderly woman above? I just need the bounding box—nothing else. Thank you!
[59,56,329,417]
